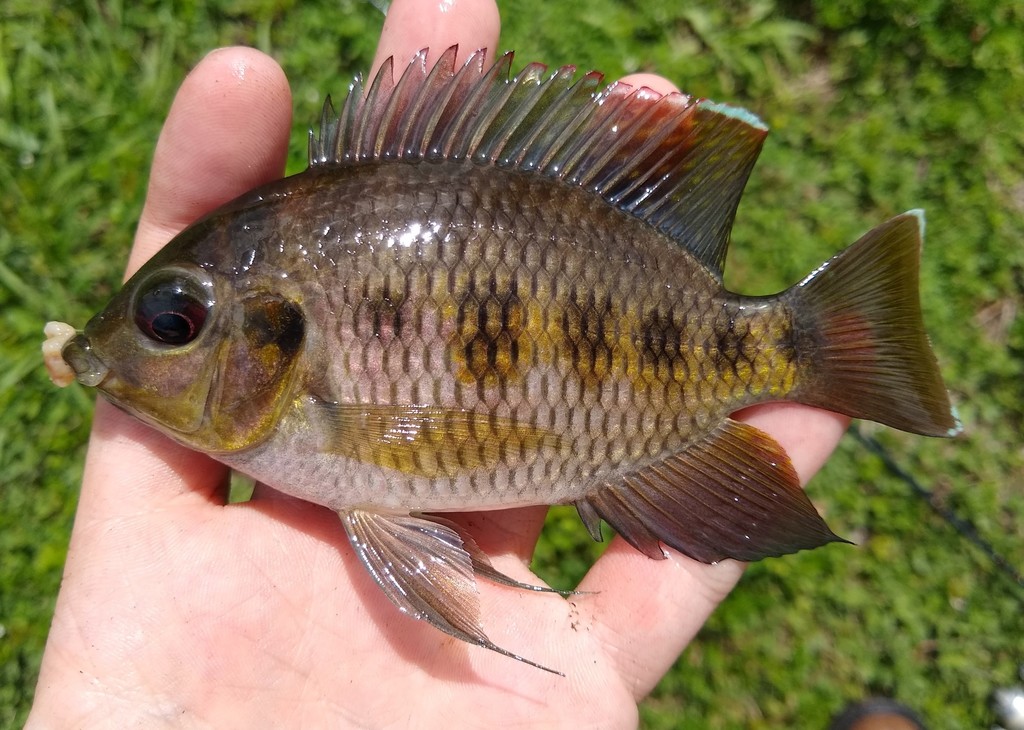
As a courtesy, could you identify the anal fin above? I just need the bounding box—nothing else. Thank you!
[340,509,562,674]
[576,419,844,563]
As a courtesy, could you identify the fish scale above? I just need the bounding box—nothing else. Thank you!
[47,47,959,673]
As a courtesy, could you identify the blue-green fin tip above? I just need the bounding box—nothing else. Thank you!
[947,406,964,437]
[696,99,768,132]
[906,208,926,238]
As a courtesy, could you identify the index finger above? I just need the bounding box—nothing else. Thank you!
[129,47,292,277]
[371,0,500,79]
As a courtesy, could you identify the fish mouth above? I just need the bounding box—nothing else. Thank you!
[62,334,110,387]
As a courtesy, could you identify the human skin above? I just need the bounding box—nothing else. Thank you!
[27,0,848,727]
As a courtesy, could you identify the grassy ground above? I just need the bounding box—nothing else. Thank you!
[1,0,1021,727]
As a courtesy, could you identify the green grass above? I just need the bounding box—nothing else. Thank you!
[2,0,1022,727]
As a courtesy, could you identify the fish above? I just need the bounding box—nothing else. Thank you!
[44,46,961,673]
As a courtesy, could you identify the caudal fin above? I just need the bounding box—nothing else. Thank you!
[788,211,961,437]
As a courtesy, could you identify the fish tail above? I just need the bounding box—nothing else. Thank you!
[787,210,961,437]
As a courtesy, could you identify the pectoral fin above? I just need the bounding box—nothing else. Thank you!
[340,509,561,674]
[320,403,562,478]
[576,418,845,563]
[423,514,573,596]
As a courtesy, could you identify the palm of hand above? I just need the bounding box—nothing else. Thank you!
[39,408,692,727]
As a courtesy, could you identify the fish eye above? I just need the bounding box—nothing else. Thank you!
[133,276,210,346]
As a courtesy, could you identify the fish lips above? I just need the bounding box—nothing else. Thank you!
[61,333,110,387]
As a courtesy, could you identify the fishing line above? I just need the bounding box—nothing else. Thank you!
[851,426,1023,592]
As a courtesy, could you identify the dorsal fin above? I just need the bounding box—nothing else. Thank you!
[309,46,769,276]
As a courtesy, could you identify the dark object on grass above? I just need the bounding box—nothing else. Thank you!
[829,698,928,730]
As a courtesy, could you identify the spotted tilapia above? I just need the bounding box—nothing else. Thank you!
[45,47,960,671]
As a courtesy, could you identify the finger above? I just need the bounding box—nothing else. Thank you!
[82,48,292,516]
[129,47,292,277]
[618,73,680,96]
[444,506,551,570]
[245,481,342,529]
[248,480,326,509]
[580,404,848,698]
[737,402,850,481]
[370,0,500,79]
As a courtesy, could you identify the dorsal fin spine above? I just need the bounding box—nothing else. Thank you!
[420,49,479,159]
[444,51,514,160]
[473,63,549,164]
[310,96,334,165]
[466,60,538,163]
[556,85,634,186]
[354,56,394,159]
[507,68,597,170]
[492,65,573,168]
[336,77,363,162]
[527,72,606,174]
[375,49,428,159]
[397,46,458,158]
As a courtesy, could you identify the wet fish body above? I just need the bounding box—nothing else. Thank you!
[216,161,800,513]
[48,47,960,671]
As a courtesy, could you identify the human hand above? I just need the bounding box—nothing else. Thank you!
[28,0,848,726]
